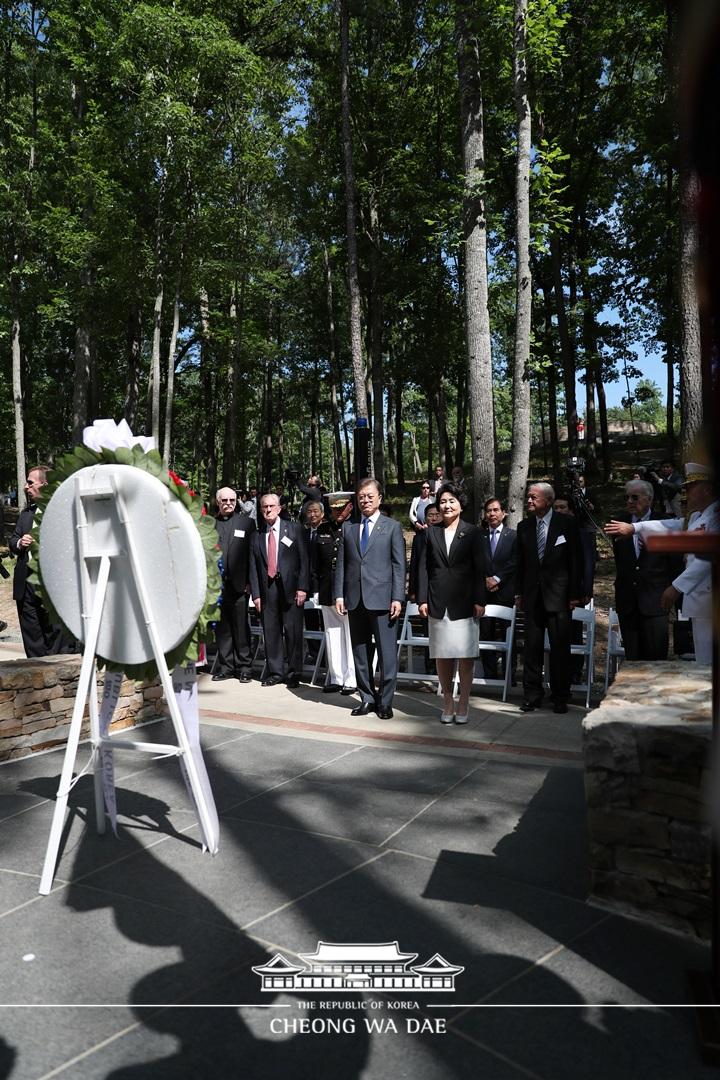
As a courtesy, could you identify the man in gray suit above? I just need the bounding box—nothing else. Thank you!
[334,478,406,719]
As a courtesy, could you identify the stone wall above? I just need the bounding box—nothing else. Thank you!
[0,656,166,762]
[583,662,713,940]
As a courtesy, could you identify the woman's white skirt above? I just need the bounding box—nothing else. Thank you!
[428,613,479,659]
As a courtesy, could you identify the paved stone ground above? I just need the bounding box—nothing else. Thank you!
[0,664,716,1080]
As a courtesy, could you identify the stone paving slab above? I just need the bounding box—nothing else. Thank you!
[0,711,714,1078]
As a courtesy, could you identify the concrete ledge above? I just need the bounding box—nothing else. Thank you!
[0,655,166,761]
[583,661,713,940]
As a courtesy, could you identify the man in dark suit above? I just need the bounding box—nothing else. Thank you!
[9,465,60,657]
[334,478,405,719]
[608,479,682,660]
[479,497,517,679]
[213,486,256,682]
[250,493,309,688]
[515,483,583,714]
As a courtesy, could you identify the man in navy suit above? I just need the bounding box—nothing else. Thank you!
[250,493,309,688]
[334,478,405,719]
[479,497,517,680]
[515,483,583,714]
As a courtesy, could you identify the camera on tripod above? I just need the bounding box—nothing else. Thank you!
[564,456,588,517]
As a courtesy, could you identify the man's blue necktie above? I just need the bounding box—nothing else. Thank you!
[360,517,370,555]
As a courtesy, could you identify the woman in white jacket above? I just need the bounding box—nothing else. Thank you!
[409,481,434,531]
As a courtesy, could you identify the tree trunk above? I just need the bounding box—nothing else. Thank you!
[323,241,347,489]
[454,369,467,468]
[369,189,385,482]
[595,368,612,482]
[433,382,453,473]
[386,381,396,479]
[72,323,91,445]
[506,0,532,528]
[679,165,703,455]
[223,280,241,483]
[551,233,577,453]
[395,380,405,487]
[12,309,26,499]
[149,267,163,446]
[340,0,367,421]
[457,4,496,506]
[162,264,182,465]
[199,287,217,496]
[124,302,142,430]
[409,427,422,477]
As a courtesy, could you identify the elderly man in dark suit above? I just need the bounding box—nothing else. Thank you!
[480,496,517,680]
[213,486,256,682]
[606,479,682,661]
[334,478,405,719]
[250,493,309,688]
[515,482,583,714]
[9,465,61,657]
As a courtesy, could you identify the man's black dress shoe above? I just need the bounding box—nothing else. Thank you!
[553,702,568,714]
[212,672,233,682]
[340,687,356,696]
[286,676,301,689]
[261,675,284,687]
[351,703,375,716]
[376,708,394,720]
[519,700,540,713]
[322,684,342,694]
[238,672,252,683]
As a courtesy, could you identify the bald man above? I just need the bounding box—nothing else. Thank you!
[213,486,256,682]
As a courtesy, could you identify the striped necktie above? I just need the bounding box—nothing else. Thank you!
[537,518,546,561]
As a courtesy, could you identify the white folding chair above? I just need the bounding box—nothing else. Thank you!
[473,604,517,702]
[604,606,625,693]
[303,598,327,686]
[543,603,596,708]
[396,602,438,684]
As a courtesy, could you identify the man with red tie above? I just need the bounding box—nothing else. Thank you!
[250,493,309,688]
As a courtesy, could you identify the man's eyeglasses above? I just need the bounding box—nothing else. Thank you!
[625,495,643,501]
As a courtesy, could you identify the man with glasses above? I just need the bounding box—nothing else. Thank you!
[212,487,256,682]
[334,478,405,718]
[606,479,682,660]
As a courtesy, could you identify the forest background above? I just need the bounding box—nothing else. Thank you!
[0,0,706,524]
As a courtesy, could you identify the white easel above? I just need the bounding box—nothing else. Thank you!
[39,467,218,895]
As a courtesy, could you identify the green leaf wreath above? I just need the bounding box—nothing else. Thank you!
[27,444,221,680]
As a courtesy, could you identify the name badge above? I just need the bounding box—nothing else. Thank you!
[234,529,245,538]
[281,536,293,547]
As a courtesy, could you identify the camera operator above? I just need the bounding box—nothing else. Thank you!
[646,459,683,518]
[297,474,330,519]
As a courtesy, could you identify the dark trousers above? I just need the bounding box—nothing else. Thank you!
[261,578,304,678]
[214,589,252,675]
[17,591,61,658]
[348,605,399,710]
[522,600,571,705]
[618,610,669,661]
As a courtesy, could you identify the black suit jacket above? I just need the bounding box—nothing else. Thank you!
[481,524,517,607]
[305,522,339,606]
[416,523,486,619]
[612,511,683,617]
[516,511,582,612]
[9,505,37,602]
[215,513,256,594]
[249,520,310,603]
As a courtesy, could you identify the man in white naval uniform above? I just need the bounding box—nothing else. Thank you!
[606,462,718,664]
